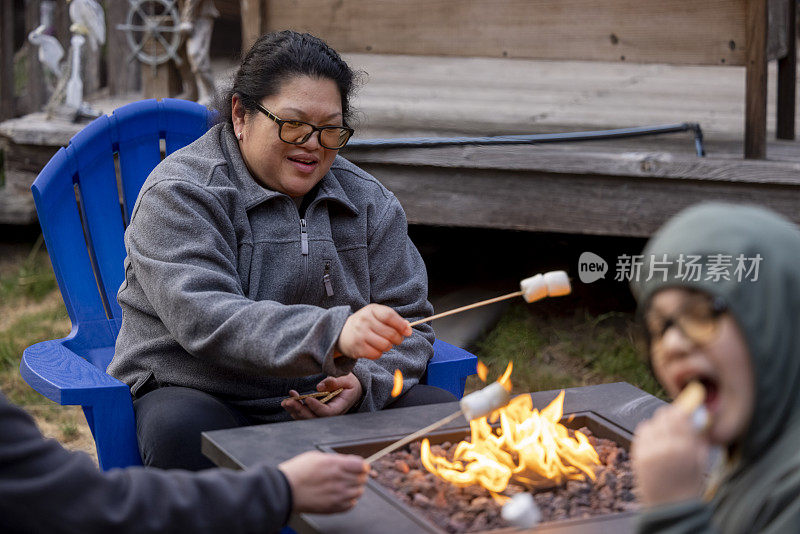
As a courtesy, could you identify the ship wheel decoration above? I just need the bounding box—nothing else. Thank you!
[117,0,183,73]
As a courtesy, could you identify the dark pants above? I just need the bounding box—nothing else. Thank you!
[134,383,457,471]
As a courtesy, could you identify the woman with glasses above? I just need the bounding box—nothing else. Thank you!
[107,30,455,470]
[630,203,800,533]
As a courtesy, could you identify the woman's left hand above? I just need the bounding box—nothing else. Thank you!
[282,373,363,420]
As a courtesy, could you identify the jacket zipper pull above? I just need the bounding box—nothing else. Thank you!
[323,261,334,297]
[300,219,308,255]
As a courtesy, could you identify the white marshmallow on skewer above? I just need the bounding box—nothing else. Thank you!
[501,492,542,529]
[365,381,512,464]
[520,274,548,303]
[459,382,511,420]
[409,270,572,328]
[520,270,571,303]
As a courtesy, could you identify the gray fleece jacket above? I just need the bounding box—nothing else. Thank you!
[108,122,434,422]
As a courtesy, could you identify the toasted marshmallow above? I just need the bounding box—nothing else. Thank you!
[673,381,710,432]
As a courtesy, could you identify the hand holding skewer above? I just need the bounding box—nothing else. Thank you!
[631,381,711,506]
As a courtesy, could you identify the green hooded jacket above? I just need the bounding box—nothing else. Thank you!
[631,203,800,534]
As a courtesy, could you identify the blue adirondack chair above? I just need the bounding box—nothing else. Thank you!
[20,98,477,471]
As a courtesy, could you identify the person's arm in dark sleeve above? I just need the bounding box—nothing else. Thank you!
[351,195,435,412]
[0,392,291,534]
[636,499,717,534]
[127,178,355,379]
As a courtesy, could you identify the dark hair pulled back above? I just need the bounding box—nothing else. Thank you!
[220,30,359,126]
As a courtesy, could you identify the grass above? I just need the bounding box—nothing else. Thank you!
[60,421,81,442]
[0,236,58,304]
[0,240,94,458]
[467,303,665,399]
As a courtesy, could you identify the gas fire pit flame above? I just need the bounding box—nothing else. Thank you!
[420,389,600,495]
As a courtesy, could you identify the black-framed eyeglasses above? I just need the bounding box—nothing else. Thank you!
[254,103,354,149]
[645,293,728,348]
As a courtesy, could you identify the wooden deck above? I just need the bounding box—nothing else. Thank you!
[2,53,800,234]
[343,138,800,238]
[341,53,786,138]
[337,54,800,237]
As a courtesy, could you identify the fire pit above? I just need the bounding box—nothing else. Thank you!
[202,383,663,534]
[363,414,637,532]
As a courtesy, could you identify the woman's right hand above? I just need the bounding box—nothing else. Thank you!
[336,303,412,359]
[631,405,709,506]
[278,451,369,513]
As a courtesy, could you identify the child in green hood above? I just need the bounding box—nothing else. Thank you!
[630,203,800,533]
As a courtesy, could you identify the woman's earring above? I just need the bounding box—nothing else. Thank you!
[237,132,243,140]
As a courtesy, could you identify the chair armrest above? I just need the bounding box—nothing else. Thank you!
[21,338,143,470]
[426,339,478,399]
[431,338,477,365]
[20,338,130,406]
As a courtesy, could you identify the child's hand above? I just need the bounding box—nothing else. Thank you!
[336,304,412,360]
[282,373,363,420]
[631,405,710,506]
[278,451,369,513]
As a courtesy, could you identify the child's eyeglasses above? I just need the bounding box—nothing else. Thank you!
[255,104,354,150]
[645,294,728,347]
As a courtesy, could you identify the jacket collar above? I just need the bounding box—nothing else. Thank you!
[219,123,359,215]
[315,161,359,216]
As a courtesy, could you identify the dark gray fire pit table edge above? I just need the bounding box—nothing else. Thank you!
[202,382,664,534]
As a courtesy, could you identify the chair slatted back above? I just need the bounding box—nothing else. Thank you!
[31,99,213,368]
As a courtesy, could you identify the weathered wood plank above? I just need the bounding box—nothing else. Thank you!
[745,0,769,158]
[0,0,15,120]
[767,0,790,60]
[106,0,140,96]
[342,144,800,185]
[266,0,748,66]
[3,142,60,174]
[81,9,101,99]
[0,136,41,225]
[340,141,800,237]
[24,0,47,115]
[52,0,70,46]
[240,0,263,54]
[0,168,39,225]
[355,161,800,238]
[215,0,242,19]
[776,0,796,139]
[141,43,181,99]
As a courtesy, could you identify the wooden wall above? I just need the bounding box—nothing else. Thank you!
[1,1,14,121]
[264,0,754,66]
